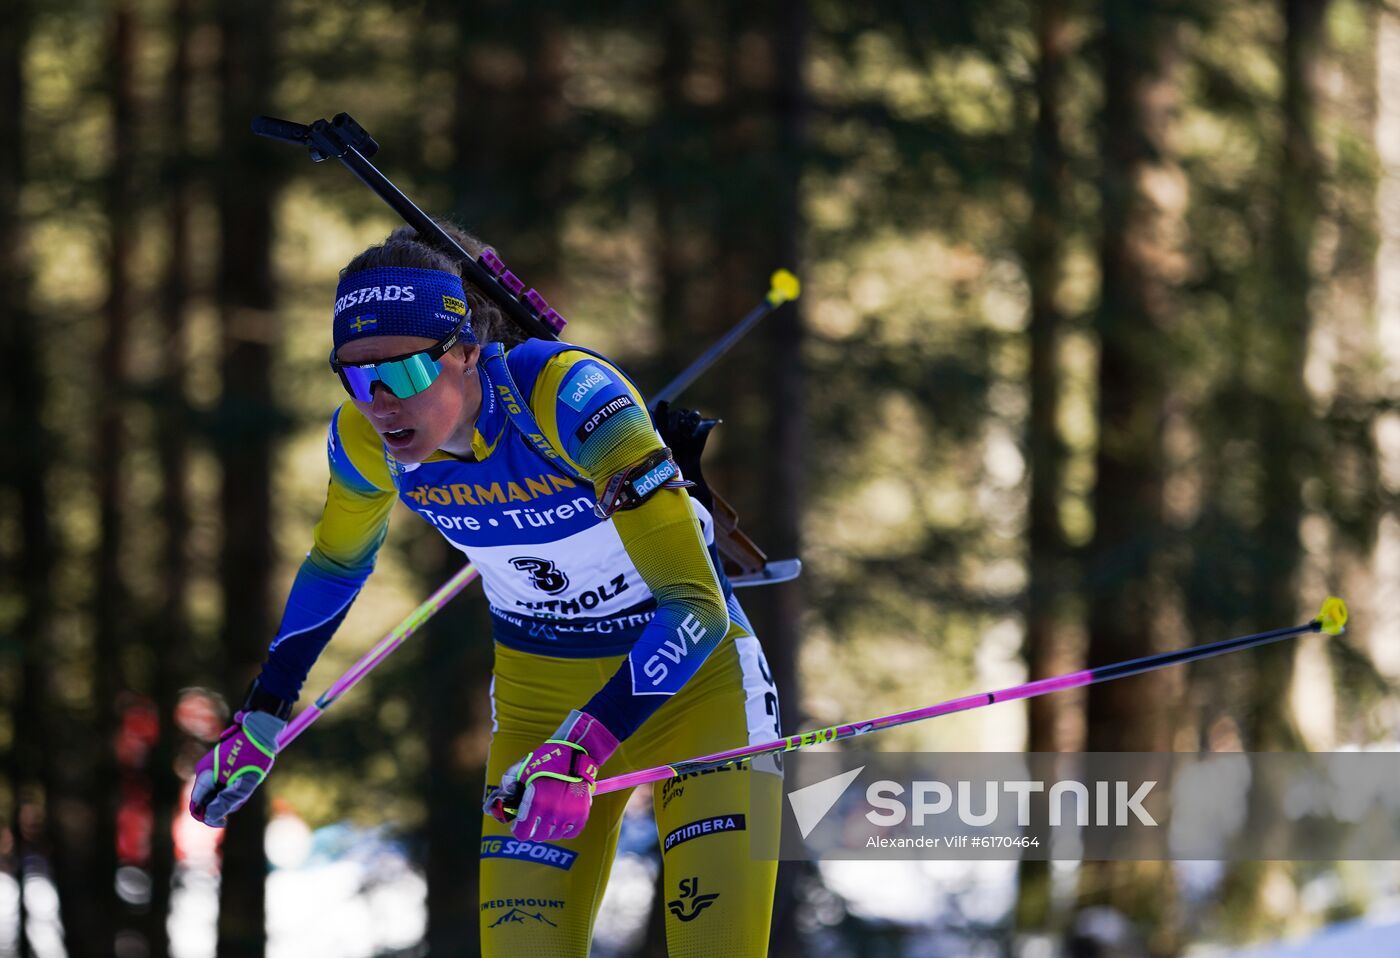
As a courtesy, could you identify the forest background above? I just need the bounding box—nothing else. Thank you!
[2,0,1400,956]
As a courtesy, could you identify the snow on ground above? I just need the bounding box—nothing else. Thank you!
[819,858,1020,927]
[169,814,428,958]
[1198,903,1400,958]
[0,871,67,958]
[4,812,1397,957]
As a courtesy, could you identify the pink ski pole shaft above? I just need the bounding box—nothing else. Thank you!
[595,597,1349,795]
[276,563,481,749]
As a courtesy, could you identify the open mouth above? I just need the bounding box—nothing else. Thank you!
[383,427,415,447]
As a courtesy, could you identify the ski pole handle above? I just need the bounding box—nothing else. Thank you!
[251,115,312,145]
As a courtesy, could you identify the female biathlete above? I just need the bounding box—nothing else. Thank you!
[189,231,783,957]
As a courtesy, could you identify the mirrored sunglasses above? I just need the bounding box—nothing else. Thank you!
[334,350,444,401]
[330,313,470,401]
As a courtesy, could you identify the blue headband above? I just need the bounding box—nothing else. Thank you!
[332,266,476,350]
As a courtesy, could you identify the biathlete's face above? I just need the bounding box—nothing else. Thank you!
[335,334,483,464]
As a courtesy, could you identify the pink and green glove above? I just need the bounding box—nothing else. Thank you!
[189,710,285,828]
[485,710,620,841]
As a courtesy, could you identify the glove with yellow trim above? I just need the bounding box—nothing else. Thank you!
[485,710,620,841]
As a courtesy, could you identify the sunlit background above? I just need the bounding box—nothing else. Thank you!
[3,0,1400,955]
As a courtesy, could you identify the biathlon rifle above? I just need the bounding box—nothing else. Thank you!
[252,112,799,588]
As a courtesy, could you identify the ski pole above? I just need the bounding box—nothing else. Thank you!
[275,563,482,749]
[651,269,801,407]
[593,598,1350,795]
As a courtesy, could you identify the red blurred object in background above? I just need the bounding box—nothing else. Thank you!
[175,687,228,742]
[115,694,159,866]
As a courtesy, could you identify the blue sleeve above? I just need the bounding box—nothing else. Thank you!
[255,408,395,702]
[579,554,736,741]
[256,555,369,701]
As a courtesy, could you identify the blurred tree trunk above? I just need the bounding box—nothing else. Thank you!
[1086,0,1182,750]
[650,1,714,389]
[0,3,42,955]
[215,0,279,954]
[423,561,493,956]
[757,0,808,743]
[1076,0,1185,952]
[1219,0,1331,936]
[700,6,808,734]
[449,0,569,281]
[94,3,138,952]
[1016,0,1074,936]
[1248,0,1328,750]
[145,0,196,952]
[748,3,809,954]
